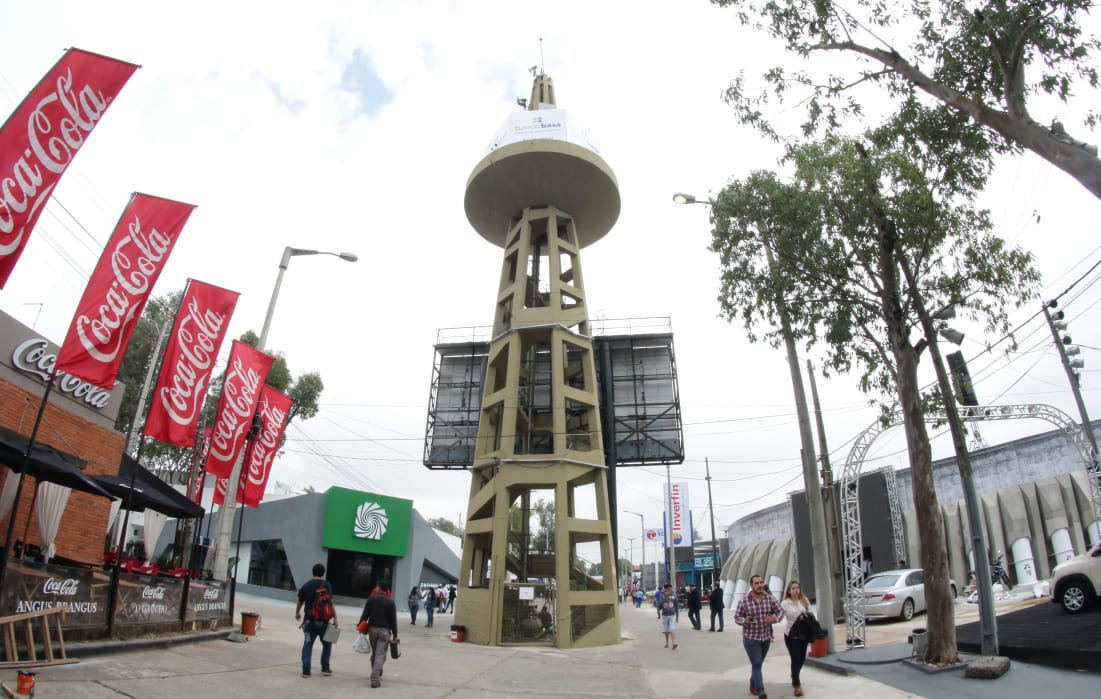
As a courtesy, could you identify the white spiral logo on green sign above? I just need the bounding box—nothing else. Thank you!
[354,502,389,540]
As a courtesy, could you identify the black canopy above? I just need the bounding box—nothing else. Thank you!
[0,425,113,499]
[91,454,203,519]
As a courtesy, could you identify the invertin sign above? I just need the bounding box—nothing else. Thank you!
[322,487,413,557]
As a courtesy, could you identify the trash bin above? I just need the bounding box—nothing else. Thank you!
[450,624,465,642]
[241,612,261,636]
[808,636,828,658]
[910,628,928,661]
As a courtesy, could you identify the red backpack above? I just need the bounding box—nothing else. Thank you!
[311,586,335,622]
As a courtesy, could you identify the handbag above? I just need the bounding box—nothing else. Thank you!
[352,633,371,654]
[321,623,341,644]
[389,638,401,659]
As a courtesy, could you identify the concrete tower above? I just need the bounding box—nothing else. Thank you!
[455,73,621,648]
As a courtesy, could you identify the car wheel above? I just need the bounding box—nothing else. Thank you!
[1060,582,1093,615]
[900,598,915,621]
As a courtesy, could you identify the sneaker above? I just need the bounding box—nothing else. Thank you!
[370,681,381,688]
[321,668,332,676]
[301,672,311,678]
[794,686,803,697]
[750,687,758,696]
[759,694,768,699]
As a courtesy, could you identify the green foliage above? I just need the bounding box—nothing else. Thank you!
[427,516,463,537]
[713,0,1101,198]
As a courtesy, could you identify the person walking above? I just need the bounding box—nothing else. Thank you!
[708,582,725,632]
[294,563,338,679]
[686,583,702,630]
[734,574,782,698]
[635,588,644,608]
[424,584,436,627]
[407,586,421,625]
[780,581,812,697]
[657,582,679,650]
[358,579,399,688]
[445,585,456,613]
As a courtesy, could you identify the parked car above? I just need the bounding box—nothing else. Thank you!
[1051,540,1101,614]
[855,568,958,621]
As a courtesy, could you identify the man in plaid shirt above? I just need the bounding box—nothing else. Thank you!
[734,574,782,698]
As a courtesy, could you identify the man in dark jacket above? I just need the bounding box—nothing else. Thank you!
[359,580,399,688]
[708,583,725,632]
[686,583,702,630]
[294,563,337,678]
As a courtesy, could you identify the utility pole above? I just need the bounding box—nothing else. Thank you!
[1043,301,1099,461]
[704,458,720,587]
[807,360,844,621]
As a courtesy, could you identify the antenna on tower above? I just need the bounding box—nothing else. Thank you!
[539,37,545,75]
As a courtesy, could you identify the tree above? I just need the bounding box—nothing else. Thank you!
[427,517,463,537]
[709,132,1039,663]
[114,299,325,484]
[714,0,1101,199]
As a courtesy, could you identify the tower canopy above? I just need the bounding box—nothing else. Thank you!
[464,73,620,249]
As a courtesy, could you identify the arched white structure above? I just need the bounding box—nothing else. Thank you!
[841,403,1101,648]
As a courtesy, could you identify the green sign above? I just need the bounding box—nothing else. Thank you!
[694,554,715,569]
[675,560,694,572]
[322,487,413,557]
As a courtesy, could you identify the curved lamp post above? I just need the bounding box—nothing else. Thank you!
[212,245,357,581]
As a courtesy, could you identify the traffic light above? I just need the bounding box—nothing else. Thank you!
[946,351,979,406]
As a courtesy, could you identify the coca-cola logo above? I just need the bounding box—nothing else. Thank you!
[142,586,165,600]
[12,338,113,409]
[42,577,79,596]
[156,297,228,426]
[245,402,288,488]
[208,356,263,463]
[0,67,110,249]
[72,214,174,363]
[202,587,220,600]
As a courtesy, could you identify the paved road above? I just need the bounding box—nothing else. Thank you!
[7,589,1095,697]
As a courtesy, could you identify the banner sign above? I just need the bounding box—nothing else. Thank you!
[664,481,693,548]
[0,48,139,287]
[112,572,184,626]
[644,528,663,542]
[185,579,228,620]
[240,385,291,507]
[203,340,274,479]
[322,486,413,557]
[56,193,196,388]
[0,560,109,628]
[143,280,239,446]
[694,554,715,569]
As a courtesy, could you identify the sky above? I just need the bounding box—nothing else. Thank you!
[1,1,1100,569]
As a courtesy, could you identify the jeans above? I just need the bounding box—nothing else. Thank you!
[785,634,810,685]
[301,621,332,674]
[743,637,771,693]
[687,608,701,629]
[409,605,419,624]
[710,608,724,631]
[426,606,435,626]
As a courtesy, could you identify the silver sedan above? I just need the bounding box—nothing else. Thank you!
[858,569,958,621]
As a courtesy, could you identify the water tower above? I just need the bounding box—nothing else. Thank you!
[449,72,621,647]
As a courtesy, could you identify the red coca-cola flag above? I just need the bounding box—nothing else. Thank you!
[203,340,274,479]
[212,474,232,507]
[55,193,196,388]
[143,280,240,446]
[240,386,292,508]
[0,48,139,287]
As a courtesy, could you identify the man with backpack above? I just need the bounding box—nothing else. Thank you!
[295,563,338,678]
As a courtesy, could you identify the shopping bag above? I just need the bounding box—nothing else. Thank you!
[321,623,341,644]
[353,633,371,654]
[389,638,401,659]
[356,620,370,634]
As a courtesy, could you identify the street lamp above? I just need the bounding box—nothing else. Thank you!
[674,191,835,650]
[624,510,646,590]
[259,246,358,350]
[211,244,357,581]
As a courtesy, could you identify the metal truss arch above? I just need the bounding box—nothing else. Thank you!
[840,403,1101,649]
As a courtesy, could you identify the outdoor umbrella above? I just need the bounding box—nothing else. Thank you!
[90,454,202,519]
[0,426,113,499]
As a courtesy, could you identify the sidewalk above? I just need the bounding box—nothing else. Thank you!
[6,591,1094,697]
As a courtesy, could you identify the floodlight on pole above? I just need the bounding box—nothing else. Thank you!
[624,510,646,590]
